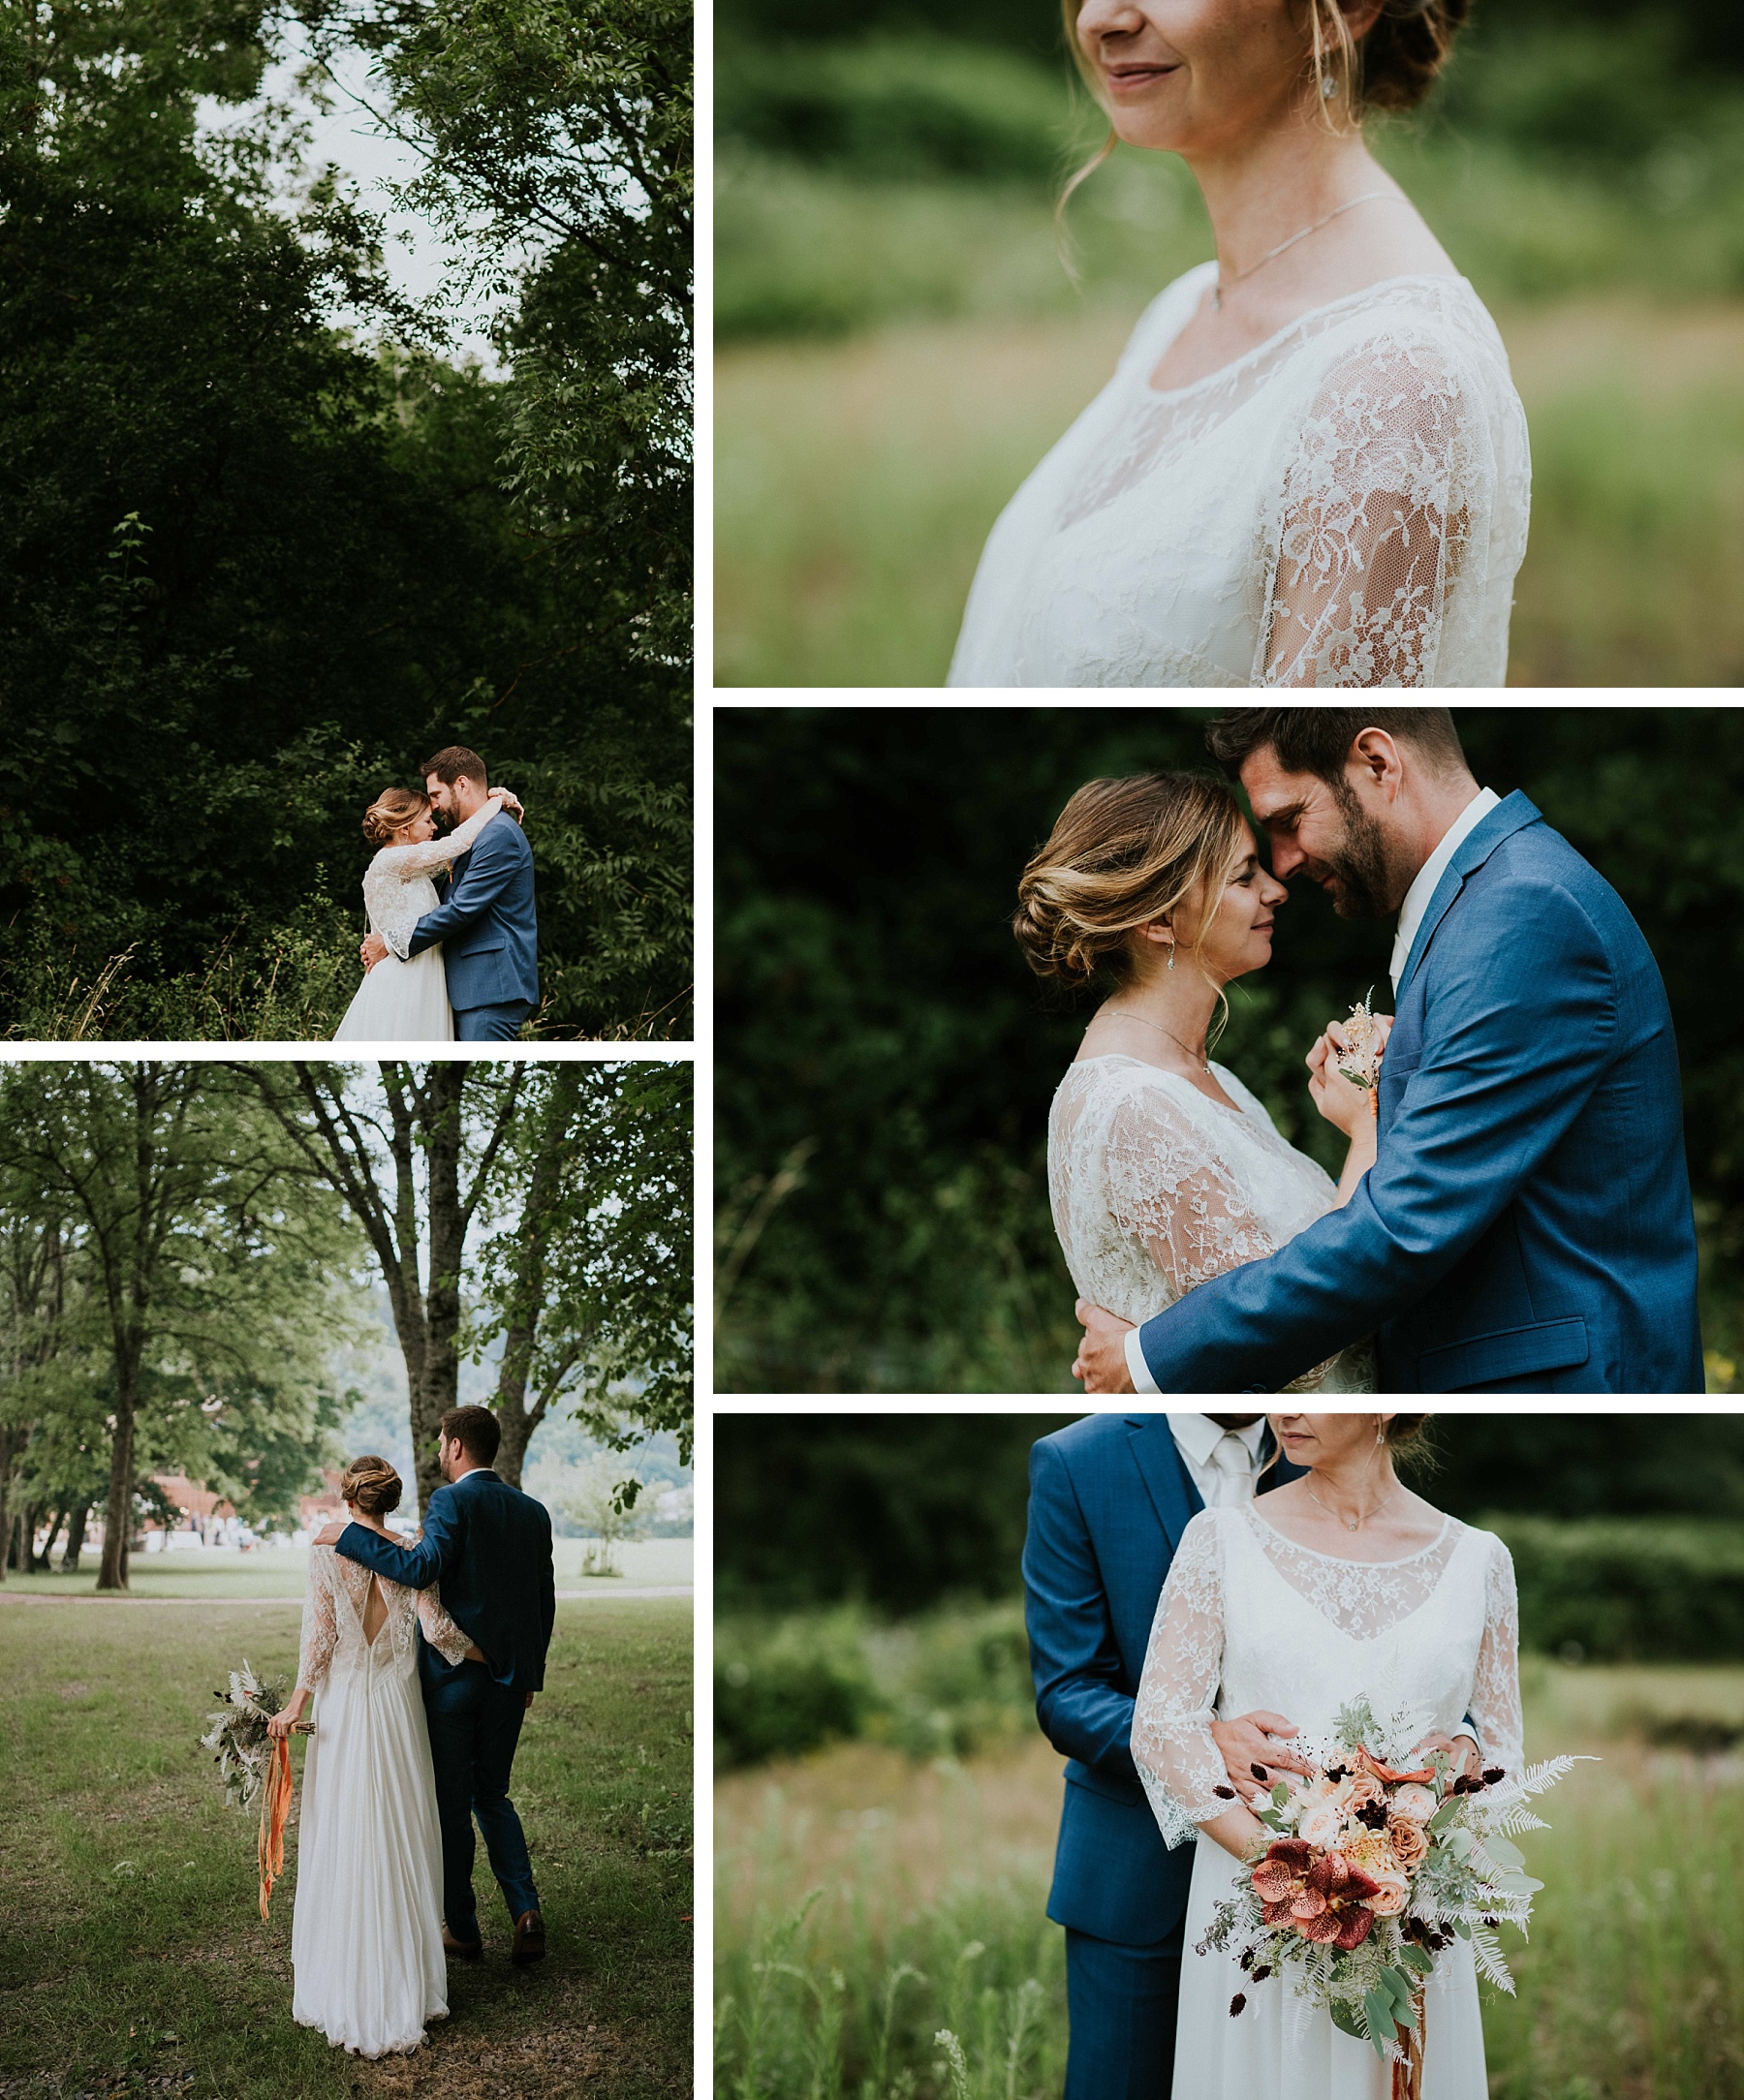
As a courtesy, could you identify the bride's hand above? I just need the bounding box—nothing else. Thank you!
[1307,1023,1379,1140]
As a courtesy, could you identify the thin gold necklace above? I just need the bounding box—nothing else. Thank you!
[1100,1008,1210,1073]
[1306,1482,1397,1533]
[1213,192,1398,311]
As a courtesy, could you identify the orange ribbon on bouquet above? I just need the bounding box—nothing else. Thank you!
[258,1734,295,1920]
[1390,1985,1425,2100]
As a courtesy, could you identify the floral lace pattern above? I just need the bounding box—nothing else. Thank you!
[1047,1056,1373,1392]
[296,1545,472,1690]
[1131,1506,1523,1851]
[364,797,500,952]
[948,268,1529,689]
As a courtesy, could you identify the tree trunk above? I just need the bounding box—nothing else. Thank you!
[414,1065,468,1511]
[0,1425,14,1583]
[488,1065,584,1489]
[97,1342,141,1592]
[61,1503,87,1572]
[36,1506,68,1573]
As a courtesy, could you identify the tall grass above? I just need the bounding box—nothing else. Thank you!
[716,1664,1744,2100]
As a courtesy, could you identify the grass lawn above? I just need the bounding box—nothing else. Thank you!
[0,1594,692,2100]
[714,298,1744,689]
[716,1658,1744,2099]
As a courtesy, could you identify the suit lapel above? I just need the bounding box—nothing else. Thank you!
[1393,791,1542,1006]
[1126,1415,1200,1556]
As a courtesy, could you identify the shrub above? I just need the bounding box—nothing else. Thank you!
[1486,1516,1744,1663]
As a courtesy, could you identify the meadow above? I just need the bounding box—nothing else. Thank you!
[0,1592,692,2100]
[713,22,1744,688]
[715,1658,1744,2099]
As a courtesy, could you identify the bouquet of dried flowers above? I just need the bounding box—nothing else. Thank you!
[200,1659,312,1918]
[1199,1696,1584,2097]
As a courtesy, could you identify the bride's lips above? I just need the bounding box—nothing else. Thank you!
[1104,61,1183,98]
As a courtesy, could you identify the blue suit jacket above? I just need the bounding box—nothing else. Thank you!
[406,814,539,1013]
[337,1467,556,1695]
[1135,792,1702,1395]
[1023,1414,1303,1949]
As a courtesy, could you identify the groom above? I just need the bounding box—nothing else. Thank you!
[361,743,539,1040]
[1074,707,1703,1394]
[319,1405,556,1963]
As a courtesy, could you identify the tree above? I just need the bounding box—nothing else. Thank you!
[0,1062,363,1590]
[473,1060,694,1489]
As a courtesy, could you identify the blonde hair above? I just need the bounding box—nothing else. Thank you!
[1014,772,1248,1004]
[339,1454,402,1518]
[362,788,431,849]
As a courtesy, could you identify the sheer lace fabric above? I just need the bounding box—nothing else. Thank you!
[290,1546,462,2055]
[949,268,1529,689]
[365,797,499,951]
[1132,1507,1523,1849]
[1132,1505,1519,2097]
[1047,1056,1373,1391]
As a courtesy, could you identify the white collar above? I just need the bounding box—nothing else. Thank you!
[1389,787,1500,993]
[1168,1412,1267,1467]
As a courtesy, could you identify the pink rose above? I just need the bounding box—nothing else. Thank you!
[1390,1783,1437,1824]
[1297,1800,1347,1849]
[1365,1867,1411,1917]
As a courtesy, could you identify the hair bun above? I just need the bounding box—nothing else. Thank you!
[339,1454,402,1518]
[363,788,431,849]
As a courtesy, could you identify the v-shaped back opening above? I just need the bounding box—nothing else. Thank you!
[360,1570,388,1647]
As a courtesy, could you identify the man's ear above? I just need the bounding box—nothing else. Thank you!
[1348,728,1404,801]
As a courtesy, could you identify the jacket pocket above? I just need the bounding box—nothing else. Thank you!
[1417,1317,1589,1391]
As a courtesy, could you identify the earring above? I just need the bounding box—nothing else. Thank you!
[1322,74,1339,99]
[1374,1420,1385,1447]
[1166,943,1175,972]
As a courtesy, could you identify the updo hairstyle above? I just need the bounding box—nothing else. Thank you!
[1014,771,1247,992]
[362,788,431,848]
[1308,0,1472,120]
[339,1454,402,1518]
[1383,1413,1435,1474]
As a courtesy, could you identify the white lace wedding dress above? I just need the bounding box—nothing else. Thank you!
[949,269,1530,688]
[332,798,502,1041]
[290,1545,472,2056]
[1133,1505,1524,2099]
[1048,1053,1374,1390]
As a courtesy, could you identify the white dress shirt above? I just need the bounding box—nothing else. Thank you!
[1388,786,1500,994]
[1123,785,1500,1395]
[1166,1412,1269,1505]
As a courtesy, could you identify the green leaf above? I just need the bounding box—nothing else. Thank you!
[1399,1943,1435,1975]
[1362,1990,1397,2058]
[1480,1834,1525,1870]
[1329,2000,1368,2044]
[1429,1801,1461,1832]
[1271,1781,1292,1808]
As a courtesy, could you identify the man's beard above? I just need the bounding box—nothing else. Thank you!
[1320,779,1409,920]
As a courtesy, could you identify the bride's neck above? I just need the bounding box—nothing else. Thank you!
[1187,111,1384,284]
[1306,1449,1399,1521]
[1097,966,1220,1058]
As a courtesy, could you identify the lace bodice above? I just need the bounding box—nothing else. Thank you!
[1048,1055,1372,1391]
[361,797,501,945]
[949,269,1530,688]
[1133,1505,1523,1850]
[296,1544,472,1689]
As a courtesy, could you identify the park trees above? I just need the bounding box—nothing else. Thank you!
[0,1063,365,1590]
[245,1060,694,1509]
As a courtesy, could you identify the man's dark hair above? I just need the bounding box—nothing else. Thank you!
[420,744,488,788]
[1204,709,1470,787]
[440,1405,501,1467]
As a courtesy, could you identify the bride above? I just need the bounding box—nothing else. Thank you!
[267,1456,483,2056]
[949,0,1529,688]
[1133,1413,1522,2097]
[333,785,514,1042]
[1019,769,1378,1392]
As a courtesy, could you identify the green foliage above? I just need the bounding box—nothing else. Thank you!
[0,0,691,1039]
[1488,1517,1744,1664]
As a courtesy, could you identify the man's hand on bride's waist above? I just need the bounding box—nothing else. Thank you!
[1073,1299,1136,1393]
[1211,1710,1316,1792]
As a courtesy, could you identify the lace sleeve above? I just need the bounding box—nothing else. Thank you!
[1105,1091,1281,1301]
[1468,1534,1523,1776]
[1259,340,1480,688]
[376,794,502,880]
[417,1585,474,1668]
[296,1548,338,1693]
[1132,1511,1231,1849]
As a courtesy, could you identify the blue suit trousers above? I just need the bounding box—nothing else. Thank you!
[1063,1930,1181,2100]
[454,1000,534,1042]
[422,1659,540,1932]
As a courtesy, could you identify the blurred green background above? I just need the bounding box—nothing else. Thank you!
[714,704,1744,1393]
[715,1413,1744,2099]
[715,0,1744,686]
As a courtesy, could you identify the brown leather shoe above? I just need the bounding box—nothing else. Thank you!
[511,1909,546,1965]
[444,1926,483,1960]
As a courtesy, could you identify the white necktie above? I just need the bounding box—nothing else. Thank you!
[1205,1433,1252,1508]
